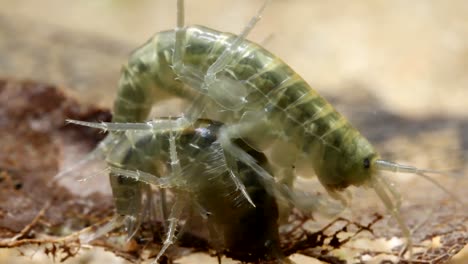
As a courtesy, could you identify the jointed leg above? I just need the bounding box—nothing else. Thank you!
[370,175,413,261]
[204,0,271,85]
[79,215,125,244]
[108,167,177,188]
[66,118,190,133]
[152,193,187,263]
[52,135,115,183]
[172,0,185,71]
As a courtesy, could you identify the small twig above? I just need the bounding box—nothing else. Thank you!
[0,215,114,248]
[10,201,50,241]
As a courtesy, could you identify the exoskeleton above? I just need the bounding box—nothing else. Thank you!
[66,0,463,262]
[70,118,291,263]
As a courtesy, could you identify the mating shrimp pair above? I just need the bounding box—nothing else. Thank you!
[62,0,464,262]
[67,118,287,262]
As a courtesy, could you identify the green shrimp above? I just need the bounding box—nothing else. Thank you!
[68,118,293,263]
[77,0,462,261]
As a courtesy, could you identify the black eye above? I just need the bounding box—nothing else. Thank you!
[363,158,371,169]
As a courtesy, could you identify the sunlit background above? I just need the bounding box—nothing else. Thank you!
[1,0,467,263]
[2,0,468,116]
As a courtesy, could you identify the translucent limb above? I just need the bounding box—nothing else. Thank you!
[124,214,141,242]
[375,159,465,205]
[280,184,345,219]
[52,135,115,184]
[159,189,169,230]
[152,194,186,263]
[108,166,177,188]
[168,127,183,180]
[205,77,251,111]
[216,124,301,208]
[325,189,352,208]
[79,215,125,244]
[370,174,413,262]
[154,127,185,234]
[76,168,110,184]
[203,0,271,84]
[143,186,159,227]
[378,173,402,209]
[124,183,157,242]
[171,0,273,119]
[171,0,213,108]
[198,1,271,111]
[176,0,184,28]
[216,143,255,207]
[66,118,190,133]
[218,124,276,185]
[172,0,186,74]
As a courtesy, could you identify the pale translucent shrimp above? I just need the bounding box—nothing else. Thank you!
[67,118,302,263]
[72,0,463,261]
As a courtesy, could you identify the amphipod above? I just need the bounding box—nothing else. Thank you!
[68,118,294,263]
[74,0,461,261]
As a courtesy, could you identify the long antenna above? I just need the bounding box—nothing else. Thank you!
[375,159,465,205]
[176,0,185,28]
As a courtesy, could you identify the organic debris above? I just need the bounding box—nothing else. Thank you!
[0,79,466,263]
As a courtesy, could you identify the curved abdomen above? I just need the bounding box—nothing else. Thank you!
[116,26,360,153]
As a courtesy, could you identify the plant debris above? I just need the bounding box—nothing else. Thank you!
[0,79,466,263]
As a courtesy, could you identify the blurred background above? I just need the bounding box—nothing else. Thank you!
[1,0,468,117]
[0,0,467,263]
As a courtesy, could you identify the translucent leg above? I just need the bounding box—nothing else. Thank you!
[79,215,125,244]
[152,194,186,263]
[203,0,271,85]
[172,0,186,75]
[144,186,159,226]
[154,127,185,236]
[168,127,182,179]
[198,1,271,111]
[371,174,413,262]
[124,214,141,242]
[375,159,465,205]
[218,123,276,187]
[215,131,256,207]
[325,189,352,208]
[159,189,169,230]
[52,134,115,184]
[171,1,273,118]
[379,174,402,209]
[176,0,184,28]
[218,123,293,207]
[219,122,344,218]
[171,0,209,98]
[108,166,176,188]
[66,118,190,133]
[289,189,345,218]
[125,183,155,242]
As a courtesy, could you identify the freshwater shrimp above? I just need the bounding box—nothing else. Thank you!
[99,0,466,261]
[68,118,302,263]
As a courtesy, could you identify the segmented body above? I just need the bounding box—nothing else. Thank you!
[104,119,283,262]
[61,2,463,262]
[114,25,377,194]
